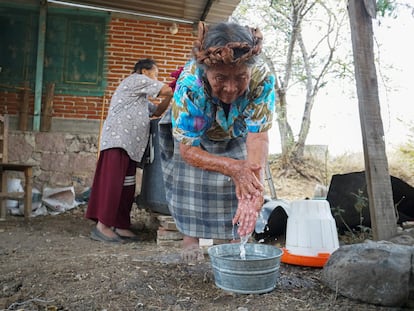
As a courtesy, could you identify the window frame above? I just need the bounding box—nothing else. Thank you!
[0,3,108,96]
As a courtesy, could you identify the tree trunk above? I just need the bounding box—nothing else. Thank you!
[275,82,294,158]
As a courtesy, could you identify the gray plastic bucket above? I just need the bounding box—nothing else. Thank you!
[208,243,283,294]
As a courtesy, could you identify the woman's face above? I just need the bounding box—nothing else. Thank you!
[142,65,159,80]
[205,64,252,104]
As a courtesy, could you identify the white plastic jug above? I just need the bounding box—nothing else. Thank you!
[284,199,339,257]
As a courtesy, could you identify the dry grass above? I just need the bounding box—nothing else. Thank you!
[267,149,413,201]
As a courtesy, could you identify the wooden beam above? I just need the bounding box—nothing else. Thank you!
[200,0,214,21]
[40,82,55,132]
[348,0,397,240]
[19,81,30,131]
[33,0,48,131]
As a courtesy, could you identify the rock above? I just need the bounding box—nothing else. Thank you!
[387,233,414,246]
[157,228,183,241]
[321,240,414,307]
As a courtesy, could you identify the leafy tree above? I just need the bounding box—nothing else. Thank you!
[377,0,397,16]
[232,0,412,172]
[233,0,351,170]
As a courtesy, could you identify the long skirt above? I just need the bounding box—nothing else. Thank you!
[158,111,246,240]
[85,148,137,229]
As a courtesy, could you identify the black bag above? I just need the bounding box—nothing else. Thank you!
[137,123,155,168]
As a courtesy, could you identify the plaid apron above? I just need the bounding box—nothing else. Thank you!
[159,110,246,239]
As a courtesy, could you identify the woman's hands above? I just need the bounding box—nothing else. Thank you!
[232,193,264,237]
[230,160,264,200]
[229,159,264,237]
[179,143,266,237]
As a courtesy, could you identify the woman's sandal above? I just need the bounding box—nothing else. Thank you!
[113,228,140,242]
[90,227,124,243]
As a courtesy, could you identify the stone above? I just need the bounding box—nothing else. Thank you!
[321,240,414,307]
[35,132,66,152]
[157,215,178,230]
[157,228,183,241]
[387,233,414,246]
[159,220,178,231]
[156,239,182,247]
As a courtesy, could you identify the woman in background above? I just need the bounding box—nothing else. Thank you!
[86,59,173,243]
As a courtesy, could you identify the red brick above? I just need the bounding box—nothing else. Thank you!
[1,19,195,120]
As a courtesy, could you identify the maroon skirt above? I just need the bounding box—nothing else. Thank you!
[85,148,137,229]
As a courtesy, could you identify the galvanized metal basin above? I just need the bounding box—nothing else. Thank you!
[208,243,283,294]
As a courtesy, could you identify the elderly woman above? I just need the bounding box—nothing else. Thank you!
[159,21,275,261]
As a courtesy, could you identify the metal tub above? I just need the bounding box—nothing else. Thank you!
[208,243,283,294]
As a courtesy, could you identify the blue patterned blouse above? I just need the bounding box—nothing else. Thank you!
[171,59,276,146]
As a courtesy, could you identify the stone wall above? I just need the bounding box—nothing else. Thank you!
[8,130,98,195]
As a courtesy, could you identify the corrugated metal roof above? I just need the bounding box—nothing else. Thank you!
[47,0,241,24]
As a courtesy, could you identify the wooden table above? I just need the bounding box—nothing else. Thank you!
[0,163,33,220]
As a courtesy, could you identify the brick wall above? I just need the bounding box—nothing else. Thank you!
[1,16,196,194]
[1,17,195,121]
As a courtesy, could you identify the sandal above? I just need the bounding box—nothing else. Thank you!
[114,228,140,242]
[90,227,124,244]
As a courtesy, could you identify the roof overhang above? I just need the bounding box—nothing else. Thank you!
[47,0,241,25]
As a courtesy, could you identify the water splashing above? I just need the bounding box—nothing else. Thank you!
[232,223,237,241]
[255,210,267,234]
[239,234,251,260]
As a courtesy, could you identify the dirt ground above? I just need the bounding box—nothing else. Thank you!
[0,206,400,311]
[0,159,411,311]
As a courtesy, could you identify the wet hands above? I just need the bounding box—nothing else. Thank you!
[230,160,264,200]
[233,194,264,237]
[228,159,264,236]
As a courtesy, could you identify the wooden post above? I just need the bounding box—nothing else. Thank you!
[19,81,30,131]
[265,162,277,199]
[33,1,47,131]
[97,94,106,160]
[0,167,7,220]
[348,0,397,240]
[41,82,55,132]
[23,166,33,221]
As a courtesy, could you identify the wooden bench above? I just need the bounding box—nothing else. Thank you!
[0,163,33,220]
[0,115,33,220]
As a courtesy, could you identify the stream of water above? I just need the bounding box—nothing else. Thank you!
[239,234,251,260]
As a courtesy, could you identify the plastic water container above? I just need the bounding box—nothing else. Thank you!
[6,178,23,209]
[282,199,339,267]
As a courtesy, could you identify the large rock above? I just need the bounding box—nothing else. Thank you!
[321,240,414,307]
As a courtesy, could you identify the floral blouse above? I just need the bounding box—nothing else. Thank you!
[171,59,276,146]
[100,73,164,162]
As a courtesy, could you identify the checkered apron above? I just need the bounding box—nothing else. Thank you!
[159,112,246,239]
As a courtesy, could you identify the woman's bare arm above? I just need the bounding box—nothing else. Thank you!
[153,84,173,117]
[179,137,265,200]
[246,131,269,184]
